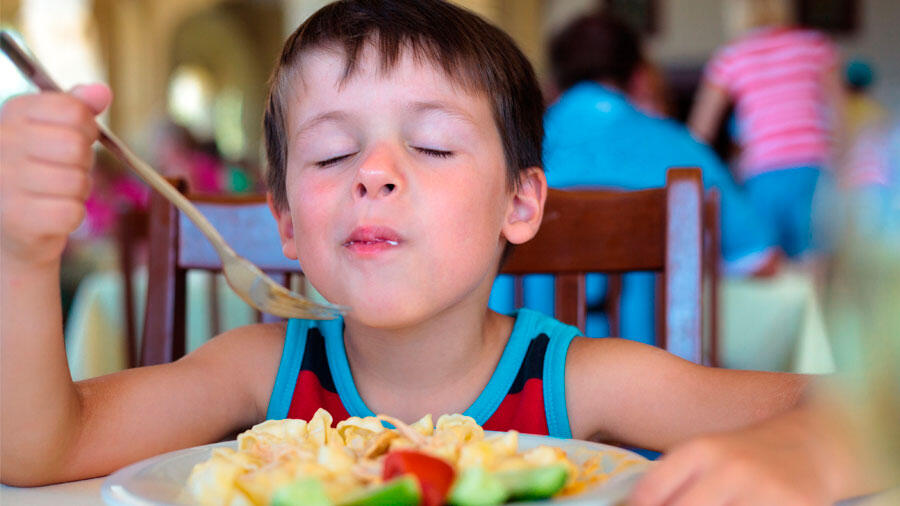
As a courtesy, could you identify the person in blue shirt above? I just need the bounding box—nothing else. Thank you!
[490,11,779,343]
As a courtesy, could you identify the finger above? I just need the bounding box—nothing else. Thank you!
[666,472,737,506]
[69,83,112,115]
[630,447,710,506]
[22,93,100,140]
[23,123,95,167]
[19,163,93,200]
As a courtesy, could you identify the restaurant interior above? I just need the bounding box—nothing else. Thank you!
[0,0,898,504]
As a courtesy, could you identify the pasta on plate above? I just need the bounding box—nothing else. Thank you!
[187,409,644,506]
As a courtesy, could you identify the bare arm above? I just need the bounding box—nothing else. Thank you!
[566,338,890,503]
[47,323,283,484]
[688,81,731,144]
[630,389,891,505]
[566,337,806,450]
[0,89,283,485]
[1,260,283,485]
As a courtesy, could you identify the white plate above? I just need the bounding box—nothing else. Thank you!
[102,433,650,506]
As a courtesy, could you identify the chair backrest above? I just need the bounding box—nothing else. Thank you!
[141,181,303,366]
[501,168,710,363]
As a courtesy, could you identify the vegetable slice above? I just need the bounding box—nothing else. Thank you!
[383,450,455,506]
[272,477,333,506]
[495,464,569,500]
[340,475,421,506]
[447,467,508,506]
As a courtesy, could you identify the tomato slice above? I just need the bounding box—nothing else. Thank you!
[383,450,455,506]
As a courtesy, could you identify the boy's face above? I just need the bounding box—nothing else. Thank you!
[272,44,544,328]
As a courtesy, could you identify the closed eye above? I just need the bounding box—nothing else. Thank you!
[316,153,355,167]
[414,147,453,158]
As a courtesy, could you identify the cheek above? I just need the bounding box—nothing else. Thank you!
[427,167,508,263]
[286,172,337,263]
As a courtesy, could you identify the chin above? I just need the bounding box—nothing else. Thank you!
[344,298,426,329]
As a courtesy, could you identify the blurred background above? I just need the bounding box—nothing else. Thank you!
[1,0,897,481]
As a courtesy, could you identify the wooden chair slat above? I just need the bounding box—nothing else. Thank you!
[554,273,586,332]
[663,169,703,363]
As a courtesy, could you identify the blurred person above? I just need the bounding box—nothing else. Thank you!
[689,0,843,262]
[843,59,888,144]
[628,59,673,118]
[840,119,900,241]
[492,11,779,342]
[151,120,228,194]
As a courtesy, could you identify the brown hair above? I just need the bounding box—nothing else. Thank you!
[549,11,643,92]
[263,0,544,209]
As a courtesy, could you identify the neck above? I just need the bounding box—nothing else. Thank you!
[342,287,513,420]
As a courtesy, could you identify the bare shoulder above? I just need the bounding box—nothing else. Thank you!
[179,321,288,420]
[564,337,809,449]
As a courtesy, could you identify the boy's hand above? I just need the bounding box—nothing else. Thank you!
[0,84,111,266]
[629,426,832,506]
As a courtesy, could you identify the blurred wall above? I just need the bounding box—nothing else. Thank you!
[281,0,545,77]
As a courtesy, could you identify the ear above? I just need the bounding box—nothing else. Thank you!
[267,193,298,260]
[502,167,547,245]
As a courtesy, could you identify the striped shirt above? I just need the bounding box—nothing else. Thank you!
[265,309,580,438]
[705,28,838,179]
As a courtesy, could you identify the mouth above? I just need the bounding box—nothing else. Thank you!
[343,226,403,255]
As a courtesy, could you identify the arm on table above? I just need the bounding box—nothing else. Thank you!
[566,338,887,504]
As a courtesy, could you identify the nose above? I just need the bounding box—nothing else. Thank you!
[354,144,403,200]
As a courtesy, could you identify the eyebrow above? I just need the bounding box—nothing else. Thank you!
[407,100,478,126]
[293,100,478,141]
[294,110,351,140]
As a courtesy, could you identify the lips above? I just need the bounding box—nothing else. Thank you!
[343,226,403,255]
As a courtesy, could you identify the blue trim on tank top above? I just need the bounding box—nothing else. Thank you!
[265,318,309,420]
[541,316,580,438]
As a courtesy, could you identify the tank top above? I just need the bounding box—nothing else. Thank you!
[265,309,580,438]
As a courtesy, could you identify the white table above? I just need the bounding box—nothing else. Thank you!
[1,478,104,505]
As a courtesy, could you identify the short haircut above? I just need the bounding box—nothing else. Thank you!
[549,11,642,93]
[264,0,544,210]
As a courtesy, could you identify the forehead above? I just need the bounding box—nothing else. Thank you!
[283,43,494,125]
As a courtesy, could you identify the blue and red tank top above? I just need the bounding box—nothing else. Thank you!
[265,309,580,438]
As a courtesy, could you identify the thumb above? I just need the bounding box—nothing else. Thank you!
[69,82,112,115]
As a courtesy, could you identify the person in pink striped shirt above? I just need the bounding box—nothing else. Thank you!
[689,0,844,259]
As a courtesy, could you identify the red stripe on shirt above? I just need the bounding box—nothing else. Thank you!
[482,378,549,436]
[287,370,351,426]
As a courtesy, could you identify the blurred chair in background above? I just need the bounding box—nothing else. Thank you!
[141,179,302,365]
[500,169,713,365]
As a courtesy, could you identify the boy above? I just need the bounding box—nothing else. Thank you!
[0,0,878,503]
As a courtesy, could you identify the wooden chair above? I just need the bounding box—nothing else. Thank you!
[501,168,714,364]
[141,180,303,366]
